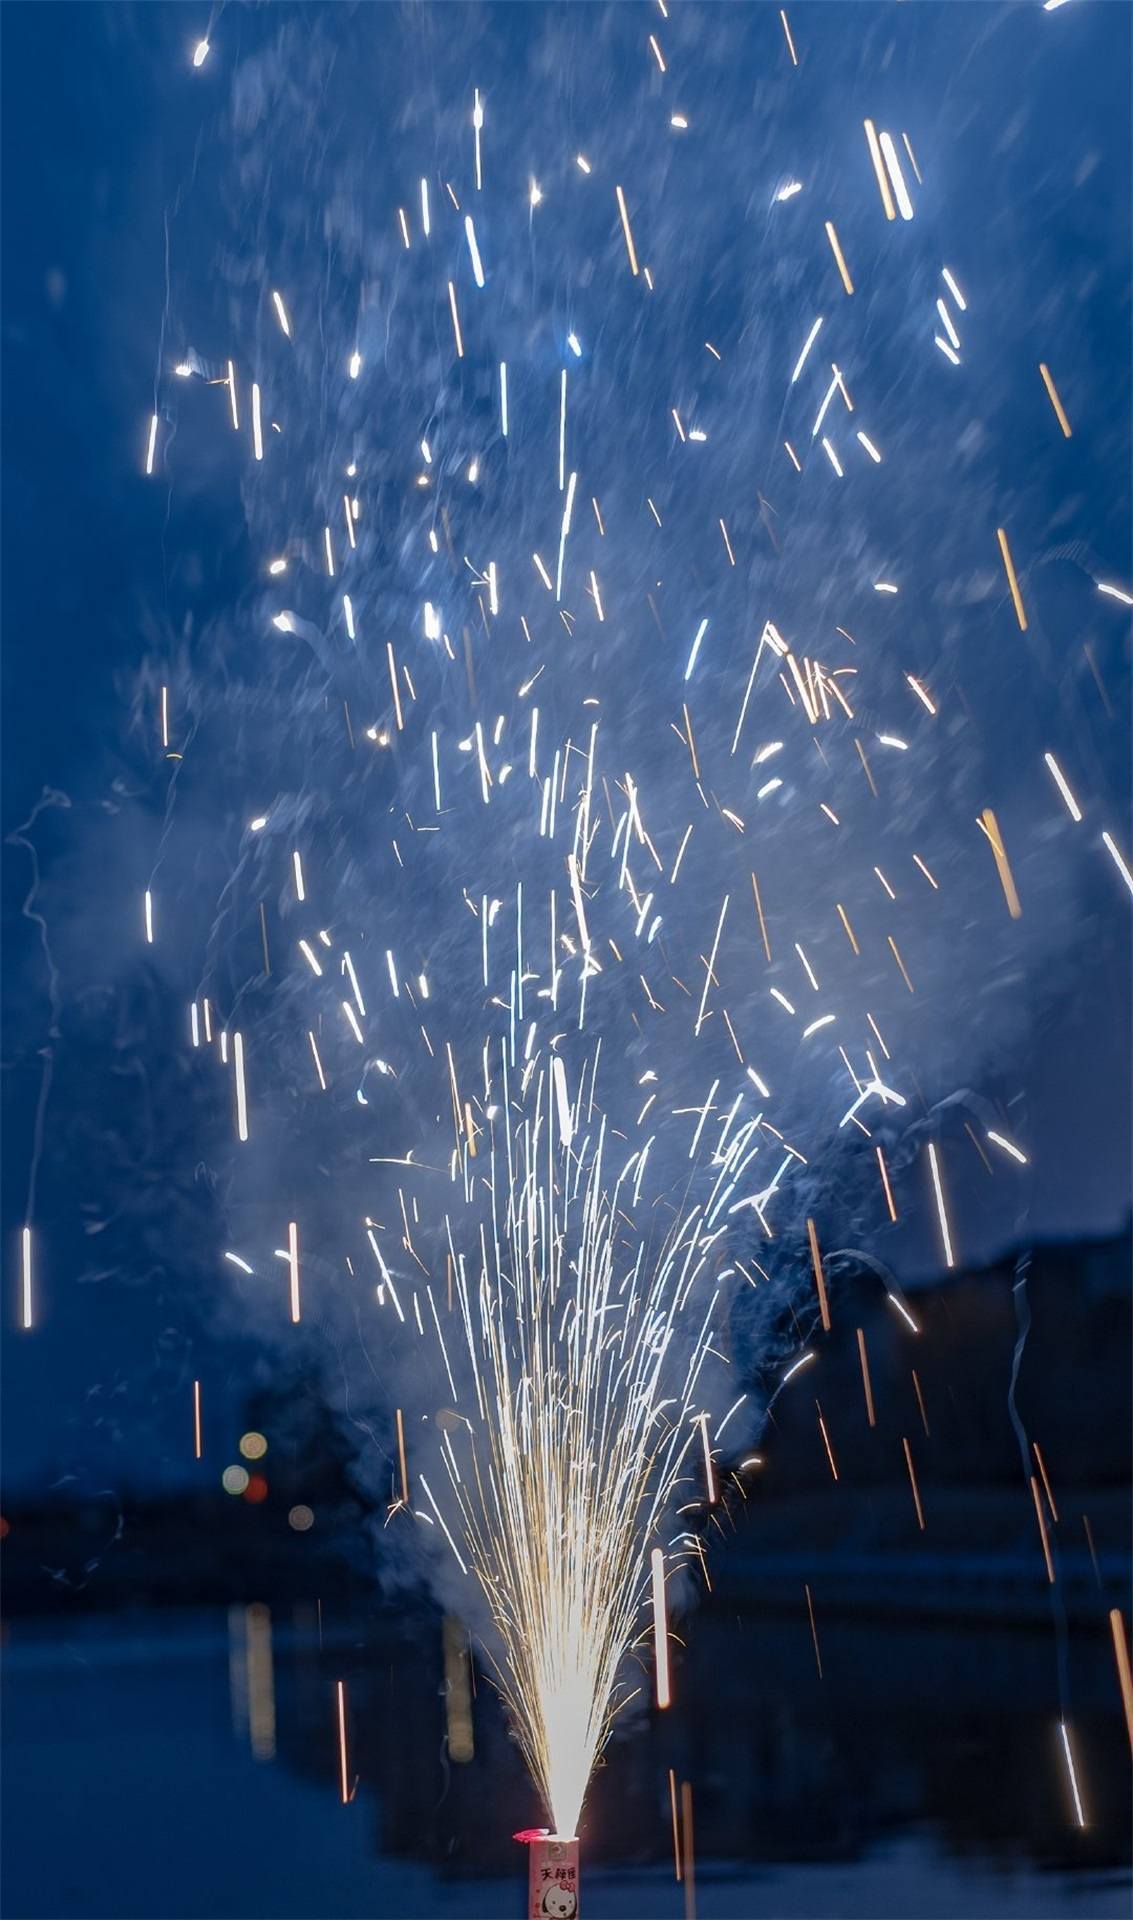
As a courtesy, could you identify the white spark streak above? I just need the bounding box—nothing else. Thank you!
[683,618,708,682]
[791,316,824,383]
[20,1227,33,1330]
[1044,752,1082,821]
[927,1143,955,1268]
[233,1032,249,1142]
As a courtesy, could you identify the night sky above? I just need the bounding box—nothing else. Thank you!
[2,1,1130,1499]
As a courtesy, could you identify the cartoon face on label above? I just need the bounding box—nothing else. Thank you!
[540,1885,577,1919]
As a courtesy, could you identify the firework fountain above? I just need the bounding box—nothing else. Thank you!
[12,0,1131,1903]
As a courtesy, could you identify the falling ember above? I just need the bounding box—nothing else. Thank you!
[1102,832,1133,897]
[447,281,464,358]
[887,1293,920,1336]
[1108,1610,1133,1756]
[395,1407,410,1507]
[1030,1475,1056,1583]
[684,617,708,682]
[927,1143,955,1269]
[1058,1721,1087,1828]
[750,873,771,963]
[1038,362,1072,437]
[816,1402,839,1481]
[902,1437,926,1531]
[862,119,895,219]
[878,130,914,219]
[824,221,854,294]
[876,1146,898,1222]
[980,807,1023,919]
[336,1681,350,1805]
[19,1226,33,1331]
[887,934,914,994]
[804,1583,823,1676]
[233,1032,249,1142]
[1032,1442,1058,1521]
[668,1769,682,1881]
[1043,752,1082,822]
[996,527,1028,631]
[836,903,860,956]
[806,1218,831,1331]
[650,1548,671,1709]
[472,87,484,190]
[699,1411,718,1505]
[287,1221,301,1323]
[615,184,639,276]
[942,265,966,309]
[856,1328,877,1426]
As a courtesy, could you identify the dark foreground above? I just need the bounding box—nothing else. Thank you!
[3,1596,1129,1920]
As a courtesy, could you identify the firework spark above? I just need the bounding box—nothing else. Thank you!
[431,1071,752,1835]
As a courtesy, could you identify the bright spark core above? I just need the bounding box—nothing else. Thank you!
[430,1075,745,1836]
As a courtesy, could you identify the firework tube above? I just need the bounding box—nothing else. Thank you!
[515,1830,580,1919]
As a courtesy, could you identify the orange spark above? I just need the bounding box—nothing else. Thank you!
[996,526,1028,631]
[903,1437,925,1530]
[856,1328,877,1426]
[806,1217,831,1331]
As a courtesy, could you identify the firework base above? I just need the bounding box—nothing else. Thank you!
[516,1831,580,1918]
